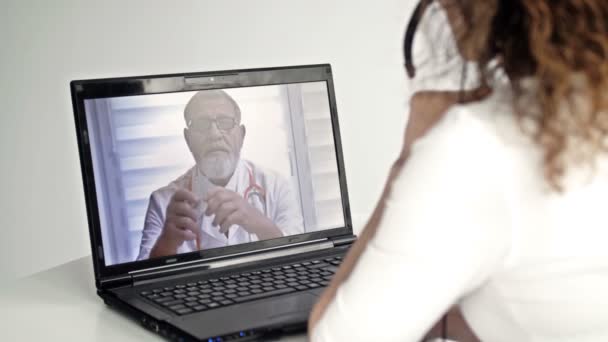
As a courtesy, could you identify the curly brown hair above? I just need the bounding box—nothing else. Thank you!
[406,0,608,191]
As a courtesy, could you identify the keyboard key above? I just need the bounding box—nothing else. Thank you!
[213,286,226,291]
[276,284,288,289]
[236,287,249,292]
[287,282,300,287]
[169,304,186,311]
[312,260,321,264]
[295,285,308,291]
[176,308,193,315]
[193,305,207,311]
[174,289,186,294]
[140,291,151,296]
[299,279,311,285]
[199,299,212,305]
[187,282,196,287]
[251,289,263,294]
[175,294,187,299]
[209,279,219,283]
[163,299,184,307]
[185,302,199,308]
[148,294,160,300]
[187,291,200,296]
[262,286,276,291]
[220,300,233,306]
[224,289,236,294]
[307,283,321,288]
[160,292,173,297]
[154,297,174,303]
[198,280,209,285]
[211,292,223,297]
[207,302,220,308]
[225,293,238,299]
[176,285,186,289]
[185,297,198,302]
[234,288,295,303]
[237,291,251,296]
[320,280,330,286]
[211,296,225,302]
[198,294,210,299]
[152,289,163,293]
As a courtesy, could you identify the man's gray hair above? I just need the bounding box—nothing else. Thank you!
[184,89,242,124]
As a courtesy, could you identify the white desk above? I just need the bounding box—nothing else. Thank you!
[0,256,306,341]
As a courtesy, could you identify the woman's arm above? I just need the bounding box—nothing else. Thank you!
[308,87,492,336]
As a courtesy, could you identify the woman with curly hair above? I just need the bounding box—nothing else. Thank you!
[308,0,608,341]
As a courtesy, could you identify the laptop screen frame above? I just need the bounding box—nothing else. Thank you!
[70,64,353,281]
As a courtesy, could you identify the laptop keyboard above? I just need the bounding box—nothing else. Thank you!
[140,255,343,316]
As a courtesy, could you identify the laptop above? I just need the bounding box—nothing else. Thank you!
[70,64,356,341]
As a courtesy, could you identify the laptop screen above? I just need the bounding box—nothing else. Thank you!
[83,80,346,266]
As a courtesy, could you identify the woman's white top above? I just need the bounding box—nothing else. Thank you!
[311,86,608,342]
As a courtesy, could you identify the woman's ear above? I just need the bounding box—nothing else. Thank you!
[438,0,496,61]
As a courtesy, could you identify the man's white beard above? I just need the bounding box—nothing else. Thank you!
[198,151,238,182]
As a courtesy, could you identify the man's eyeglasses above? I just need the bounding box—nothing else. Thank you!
[187,117,238,132]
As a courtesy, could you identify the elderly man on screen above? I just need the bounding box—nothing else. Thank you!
[137,90,304,260]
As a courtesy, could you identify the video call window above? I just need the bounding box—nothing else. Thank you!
[85,82,345,266]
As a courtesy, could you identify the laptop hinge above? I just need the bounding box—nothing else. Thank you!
[99,274,133,290]
[330,234,357,247]
[130,238,335,285]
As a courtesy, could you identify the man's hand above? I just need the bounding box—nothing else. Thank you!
[151,188,202,258]
[205,188,282,239]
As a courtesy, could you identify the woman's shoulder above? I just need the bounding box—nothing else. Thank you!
[416,88,538,162]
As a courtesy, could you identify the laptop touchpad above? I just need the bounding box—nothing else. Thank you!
[177,292,318,338]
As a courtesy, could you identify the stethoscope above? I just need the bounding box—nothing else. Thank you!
[189,164,267,212]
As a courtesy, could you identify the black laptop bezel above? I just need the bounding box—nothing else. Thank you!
[71,64,353,282]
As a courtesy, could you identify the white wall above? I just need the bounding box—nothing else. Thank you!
[0,0,414,281]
